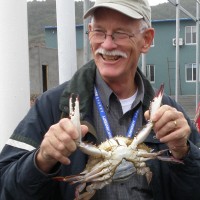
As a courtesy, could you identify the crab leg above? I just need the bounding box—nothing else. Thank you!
[129,84,164,149]
[129,122,153,149]
[136,149,184,164]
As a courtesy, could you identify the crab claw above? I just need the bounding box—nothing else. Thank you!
[129,84,164,149]
[149,84,164,120]
[69,94,82,145]
[130,84,164,149]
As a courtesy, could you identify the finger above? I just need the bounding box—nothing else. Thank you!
[151,105,176,122]
[81,125,89,137]
[155,120,179,139]
[51,125,88,164]
[59,118,80,140]
[40,136,71,165]
[46,123,77,153]
[44,125,77,157]
[53,131,77,153]
[153,107,180,132]
[59,119,89,140]
[144,110,150,121]
[43,145,71,165]
[158,129,184,143]
[158,122,190,143]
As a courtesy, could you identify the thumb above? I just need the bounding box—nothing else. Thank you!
[144,110,150,121]
[81,125,89,137]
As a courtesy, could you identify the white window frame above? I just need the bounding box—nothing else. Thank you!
[146,64,155,83]
[185,26,196,45]
[185,63,197,82]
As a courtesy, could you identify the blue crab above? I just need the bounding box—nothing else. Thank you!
[53,84,183,200]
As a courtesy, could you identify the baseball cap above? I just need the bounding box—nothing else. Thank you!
[84,0,151,27]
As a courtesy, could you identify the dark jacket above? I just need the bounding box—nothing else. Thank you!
[1,60,200,200]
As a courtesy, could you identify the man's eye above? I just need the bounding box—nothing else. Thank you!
[115,32,126,35]
[114,32,127,38]
[94,29,104,32]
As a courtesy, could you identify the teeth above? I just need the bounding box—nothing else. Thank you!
[102,55,120,61]
[95,48,128,59]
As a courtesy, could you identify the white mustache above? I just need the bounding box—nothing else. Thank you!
[95,48,127,58]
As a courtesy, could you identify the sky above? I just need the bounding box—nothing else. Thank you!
[27,0,169,6]
[149,0,168,6]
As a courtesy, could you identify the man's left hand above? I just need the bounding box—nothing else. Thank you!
[145,105,191,159]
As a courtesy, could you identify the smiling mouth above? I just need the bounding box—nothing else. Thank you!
[101,54,121,61]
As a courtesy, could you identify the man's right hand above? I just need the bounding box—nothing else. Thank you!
[35,118,88,173]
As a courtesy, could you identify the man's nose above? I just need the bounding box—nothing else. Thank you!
[101,34,117,49]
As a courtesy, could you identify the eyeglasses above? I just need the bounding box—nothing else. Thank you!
[86,29,145,44]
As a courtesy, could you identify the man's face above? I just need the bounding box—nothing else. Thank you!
[88,8,151,84]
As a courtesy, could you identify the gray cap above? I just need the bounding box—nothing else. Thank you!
[84,0,151,27]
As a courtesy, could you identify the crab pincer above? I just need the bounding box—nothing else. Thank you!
[69,94,82,145]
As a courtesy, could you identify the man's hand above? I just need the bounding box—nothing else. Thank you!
[36,118,88,173]
[144,105,190,159]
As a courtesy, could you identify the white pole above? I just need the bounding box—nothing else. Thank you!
[56,0,77,84]
[175,0,180,102]
[83,0,91,64]
[196,1,200,109]
[0,0,30,150]
[141,53,146,75]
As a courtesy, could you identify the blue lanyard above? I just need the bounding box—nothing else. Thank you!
[94,86,140,139]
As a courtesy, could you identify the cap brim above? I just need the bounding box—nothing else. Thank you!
[84,3,143,20]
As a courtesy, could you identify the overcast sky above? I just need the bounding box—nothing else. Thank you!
[149,0,168,6]
[27,0,169,6]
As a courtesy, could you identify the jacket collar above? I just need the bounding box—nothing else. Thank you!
[59,60,96,119]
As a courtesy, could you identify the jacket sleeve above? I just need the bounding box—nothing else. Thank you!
[0,84,65,200]
[163,95,200,200]
[170,124,200,200]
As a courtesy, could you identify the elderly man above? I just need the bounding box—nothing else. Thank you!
[1,0,200,200]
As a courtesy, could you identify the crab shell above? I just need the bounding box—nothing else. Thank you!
[82,136,153,181]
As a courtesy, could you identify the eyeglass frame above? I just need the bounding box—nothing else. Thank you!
[85,28,147,44]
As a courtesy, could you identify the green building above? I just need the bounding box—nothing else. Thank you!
[44,18,199,96]
[141,18,198,96]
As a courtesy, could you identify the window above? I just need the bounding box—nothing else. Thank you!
[185,26,196,45]
[185,63,196,82]
[146,64,155,83]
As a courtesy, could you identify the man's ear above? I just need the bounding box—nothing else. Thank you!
[88,23,92,31]
[141,28,155,53]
